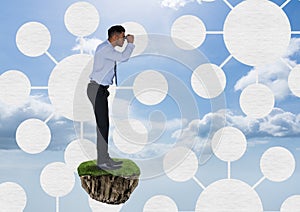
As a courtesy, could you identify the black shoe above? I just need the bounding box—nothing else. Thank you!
[97,162,121,170]
[108,157,123,166]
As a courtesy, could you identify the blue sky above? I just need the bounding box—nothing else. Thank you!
[1,0,300,211]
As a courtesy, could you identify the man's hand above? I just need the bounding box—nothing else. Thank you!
[126,34,134,43]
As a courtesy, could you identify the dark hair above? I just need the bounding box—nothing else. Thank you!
[108,25,125,38]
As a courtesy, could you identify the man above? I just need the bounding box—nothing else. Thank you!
[87,25,135,170]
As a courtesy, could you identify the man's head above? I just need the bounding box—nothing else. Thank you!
[108,25,126,47]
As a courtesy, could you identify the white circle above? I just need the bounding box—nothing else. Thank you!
[223,0,291,66]
[0,70,31,106]
[288,65,300,97]
[143,195,178,212]
[113,119,148,154]
[40,162,75,197]
[16,22,51,57]
[133,70,168,105]
[260,147,295,182]
[196,179,263,212]
[163,147,198,182]
[64,2,99,37]
[211,127,247,162]
[191,63,226,99]
[171,15,206,50]
[116,22,148,57]
[48,54,94,121]
[239,83,275,119]
[64,139,96,173]
[88,197,123,212]
[280,195,300,212]
[0,182,27,212]
[16,119,51,154]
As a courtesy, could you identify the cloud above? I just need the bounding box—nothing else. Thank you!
[0,95,51,149]
[234,38,300,101]
[168,107,300,162]
[161,0,193,10]
[172,108,300,149]
[259,108,300,137]
[165,118,188,130]
[0,94,76,151]
[160,0,215,10]
[283,37,300,57]
[170,110,227,158]
[72,37,102,55]
[172,110,227,141]
[247,139,270,148]
[0,94,53,122]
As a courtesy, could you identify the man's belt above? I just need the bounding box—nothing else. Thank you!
[90,80,109,89]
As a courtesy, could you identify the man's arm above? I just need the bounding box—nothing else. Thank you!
[105,35,135,62]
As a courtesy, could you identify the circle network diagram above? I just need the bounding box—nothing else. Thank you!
[1,0,300,211]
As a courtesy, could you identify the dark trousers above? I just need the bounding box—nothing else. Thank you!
[87,81,110,164]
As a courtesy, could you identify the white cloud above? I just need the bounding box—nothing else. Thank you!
[168,107,300,161]
[234,38,300,101]
[161,0,192,10]
[160,0,215,10]
[0,94,76,150]
[167,118,188,130]
[147,117,188,132]
[283,37,300,57]
[0,94,54,120]
[172,110,227,141]
[72,37,102,55]
[170,111,227,157]
[172,108,300,150]
[259,108,300,137]
[247,139,270,148]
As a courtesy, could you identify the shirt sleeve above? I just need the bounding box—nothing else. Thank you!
[104,43,135,62]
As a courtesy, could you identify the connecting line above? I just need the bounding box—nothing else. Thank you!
[227,161,231,179]
[56,196,59,212]
[220,54,233,68]
[206,31,223,35]
[45,51,59,65]
[280,58,293,70]
[192,176,206,190]
[31,86,49,90]
[256,68,259,84]
[264,210,280,212]
[116,86,133,90]
[80,122,84,140]
[252,176,266,189]
[264,211,280,212]
[292,31,300,34]
[280,0,291,9]
[223,0,234,10]
[44,113,55,124]
[79,37,83,54]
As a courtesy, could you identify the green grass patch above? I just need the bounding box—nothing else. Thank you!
[77,159,140,178]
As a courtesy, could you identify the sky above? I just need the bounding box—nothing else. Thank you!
[1,0,300,211]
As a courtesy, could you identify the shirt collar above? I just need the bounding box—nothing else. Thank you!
[106,39,114,48]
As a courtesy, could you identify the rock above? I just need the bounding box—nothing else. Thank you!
[80,175,139,204]
[77,159,140,205]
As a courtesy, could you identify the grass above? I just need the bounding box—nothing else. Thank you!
[77,158,140,178]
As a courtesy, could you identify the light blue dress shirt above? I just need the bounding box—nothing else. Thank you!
[89,40,135,86]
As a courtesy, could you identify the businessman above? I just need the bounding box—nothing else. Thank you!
[87,25,135,170]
